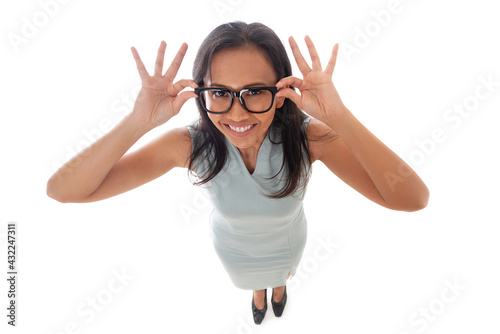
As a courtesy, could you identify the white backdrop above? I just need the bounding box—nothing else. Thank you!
[1,0,499,333]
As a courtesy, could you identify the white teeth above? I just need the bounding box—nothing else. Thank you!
[228,124,253,132]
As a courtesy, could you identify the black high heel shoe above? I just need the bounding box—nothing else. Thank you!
[251,289,267,325]
[271,286,287,317]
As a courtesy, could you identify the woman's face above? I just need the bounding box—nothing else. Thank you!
[204,47,284,152]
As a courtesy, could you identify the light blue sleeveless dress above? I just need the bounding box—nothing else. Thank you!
[187,116,311,290]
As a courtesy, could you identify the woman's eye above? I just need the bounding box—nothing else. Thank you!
[247,89,262,96]
[213,90,229,98]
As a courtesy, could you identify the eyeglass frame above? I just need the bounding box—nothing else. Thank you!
[194,86,280,114]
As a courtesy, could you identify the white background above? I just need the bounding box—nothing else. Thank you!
[1,0,499,333]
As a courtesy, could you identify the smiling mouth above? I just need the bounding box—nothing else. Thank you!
[224,123,257,133]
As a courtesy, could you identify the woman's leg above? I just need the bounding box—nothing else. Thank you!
[272,272,290,302]
[254,272,290,308]
[253,289,266,310]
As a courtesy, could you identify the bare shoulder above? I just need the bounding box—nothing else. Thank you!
[305,117,340,163]
[157,126,193,170]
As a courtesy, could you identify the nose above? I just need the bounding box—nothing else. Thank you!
[226,97,249,121]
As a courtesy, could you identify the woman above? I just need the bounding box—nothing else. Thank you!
[46,21,429,325]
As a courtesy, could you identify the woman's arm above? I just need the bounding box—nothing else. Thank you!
[46,113,144,203]
[46,114,191,203]
[307,115,428,212]
[46,40,197,203]
[277,36,429,211]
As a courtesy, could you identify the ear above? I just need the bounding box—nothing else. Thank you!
[276,96,285,109]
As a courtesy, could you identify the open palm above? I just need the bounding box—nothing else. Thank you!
[276,36,345,124]
[130,41,198,130]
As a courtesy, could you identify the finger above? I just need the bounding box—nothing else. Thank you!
[173,90,198,112]
[324,43,339,76]
[304,35,322,71]
[276,87,302,109]
[131,46,150,80]
[154,41,167,77]
[289,36,311,75]
[164,42,188,81]
[172,79,198,95]
[276,76,303,89]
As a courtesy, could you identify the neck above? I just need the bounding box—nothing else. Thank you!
[232,128,268,157]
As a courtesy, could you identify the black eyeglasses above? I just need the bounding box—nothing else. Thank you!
[194,86,279,114]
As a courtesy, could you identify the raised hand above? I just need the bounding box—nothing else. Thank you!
[276,36,345,124]
[130,41,198,131]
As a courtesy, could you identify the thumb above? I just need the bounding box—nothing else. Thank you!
[277,87,302,109]
[173,90,197,112]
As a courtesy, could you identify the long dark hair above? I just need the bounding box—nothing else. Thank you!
[188,21,311,199]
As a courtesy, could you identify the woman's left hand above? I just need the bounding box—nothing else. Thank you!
[276,36,346,124]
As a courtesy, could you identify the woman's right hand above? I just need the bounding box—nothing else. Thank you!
[130,41,198,131]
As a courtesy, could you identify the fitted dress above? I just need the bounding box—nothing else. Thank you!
[187,116,311,290]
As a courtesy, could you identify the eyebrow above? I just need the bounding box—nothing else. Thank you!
[208,82,271,89]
